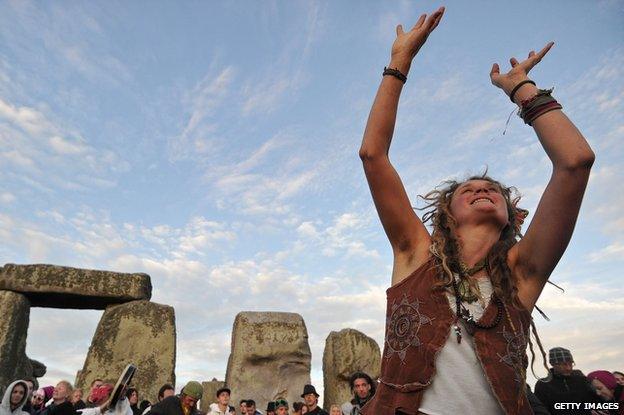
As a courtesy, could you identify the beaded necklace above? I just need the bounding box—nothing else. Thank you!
[450,258,503,344]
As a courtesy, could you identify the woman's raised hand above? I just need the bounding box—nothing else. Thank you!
[490,42,554,97]
[390,7,445,73]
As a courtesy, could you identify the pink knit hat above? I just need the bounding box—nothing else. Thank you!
[587,370,618,390]
[42,386,55,401]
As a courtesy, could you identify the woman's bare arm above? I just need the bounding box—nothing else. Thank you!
[491,44,596,310]
[359,8,444,285]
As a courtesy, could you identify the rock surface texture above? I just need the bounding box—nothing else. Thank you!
[322,328,381,410]
[225,312,311,411]
[0,290,34,389]
[76,300,176,402]
[0,264,151,309]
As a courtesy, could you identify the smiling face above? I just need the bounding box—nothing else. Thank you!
[449,179,509,231]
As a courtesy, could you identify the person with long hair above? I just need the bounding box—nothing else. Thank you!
[359,6,594,415]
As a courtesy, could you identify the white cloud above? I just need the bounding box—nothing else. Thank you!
[0,192,16,203]
[0,95,129,192]
[169,66,236,161]
[49,135,87,155]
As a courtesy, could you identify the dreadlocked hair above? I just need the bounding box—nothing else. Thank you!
[419,172,548,380]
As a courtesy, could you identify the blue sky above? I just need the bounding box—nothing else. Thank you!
[1,0,622,403]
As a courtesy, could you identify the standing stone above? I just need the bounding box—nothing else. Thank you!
[0,290,33,389]
[76,301,176,403]
[322,328,381,410]
[225,312,311,411]
[200,379,225,413]
[0,264,152,309]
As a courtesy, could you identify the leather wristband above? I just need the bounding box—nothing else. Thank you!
[383,67,407,84]
[509,79,536,103]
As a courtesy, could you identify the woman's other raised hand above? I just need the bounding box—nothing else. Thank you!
[490,42,555,98]
[390,7,445,74]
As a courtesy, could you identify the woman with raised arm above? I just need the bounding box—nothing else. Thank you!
[359,6,595,415]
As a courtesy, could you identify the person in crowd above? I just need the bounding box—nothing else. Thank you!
[156,386,173,405]
[328,406,340,415]
[265,401,275,415]
[147,381,202,415]
[238,401,247,415]
[614,372,624,387]
[207,387,234,415]
[290,402,305,415]
[1,380,30,415]
[125,389,140,415]
[274,400,288,415]
[587,371,624,414]
[21,380,35,415]
[77,383,131,415]
[340,373,375,415]
[141,384,174,415]
[71,390,85,411]
[534,347,598,414]
[30,389,46,415]
[525,384,550,415]
[358,4,595,413]
[243,400,260,415]
[44,381,75,415]
[300,386,326,415]
[137,403,149,415]
[85,381,104,409]
[37,387,54,415]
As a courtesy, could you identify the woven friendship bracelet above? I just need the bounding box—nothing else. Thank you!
[518,88,562,125]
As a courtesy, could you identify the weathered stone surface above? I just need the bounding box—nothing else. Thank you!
[0,264,152,309]
[30,359,47,379]
[322,328,381,409]
[0,290,33,388]
[200,379,225,413]
[225,312,311,411]
[76,301,175,402]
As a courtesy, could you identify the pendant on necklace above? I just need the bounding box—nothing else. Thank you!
[459,308,477,335]
[458,279,478,303]
[453,324,462,344]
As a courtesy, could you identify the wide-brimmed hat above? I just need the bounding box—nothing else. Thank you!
[216,387,231,397]
[300,384,319,398]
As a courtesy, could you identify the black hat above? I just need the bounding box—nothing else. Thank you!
[266,401,276,411]
[216,387,231,397]
[300,384,319,398]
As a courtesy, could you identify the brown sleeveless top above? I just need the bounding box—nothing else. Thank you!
[361,258,533,415]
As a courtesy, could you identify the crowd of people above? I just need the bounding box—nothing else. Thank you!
[0,372,377,415]
[1,356,622,415]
